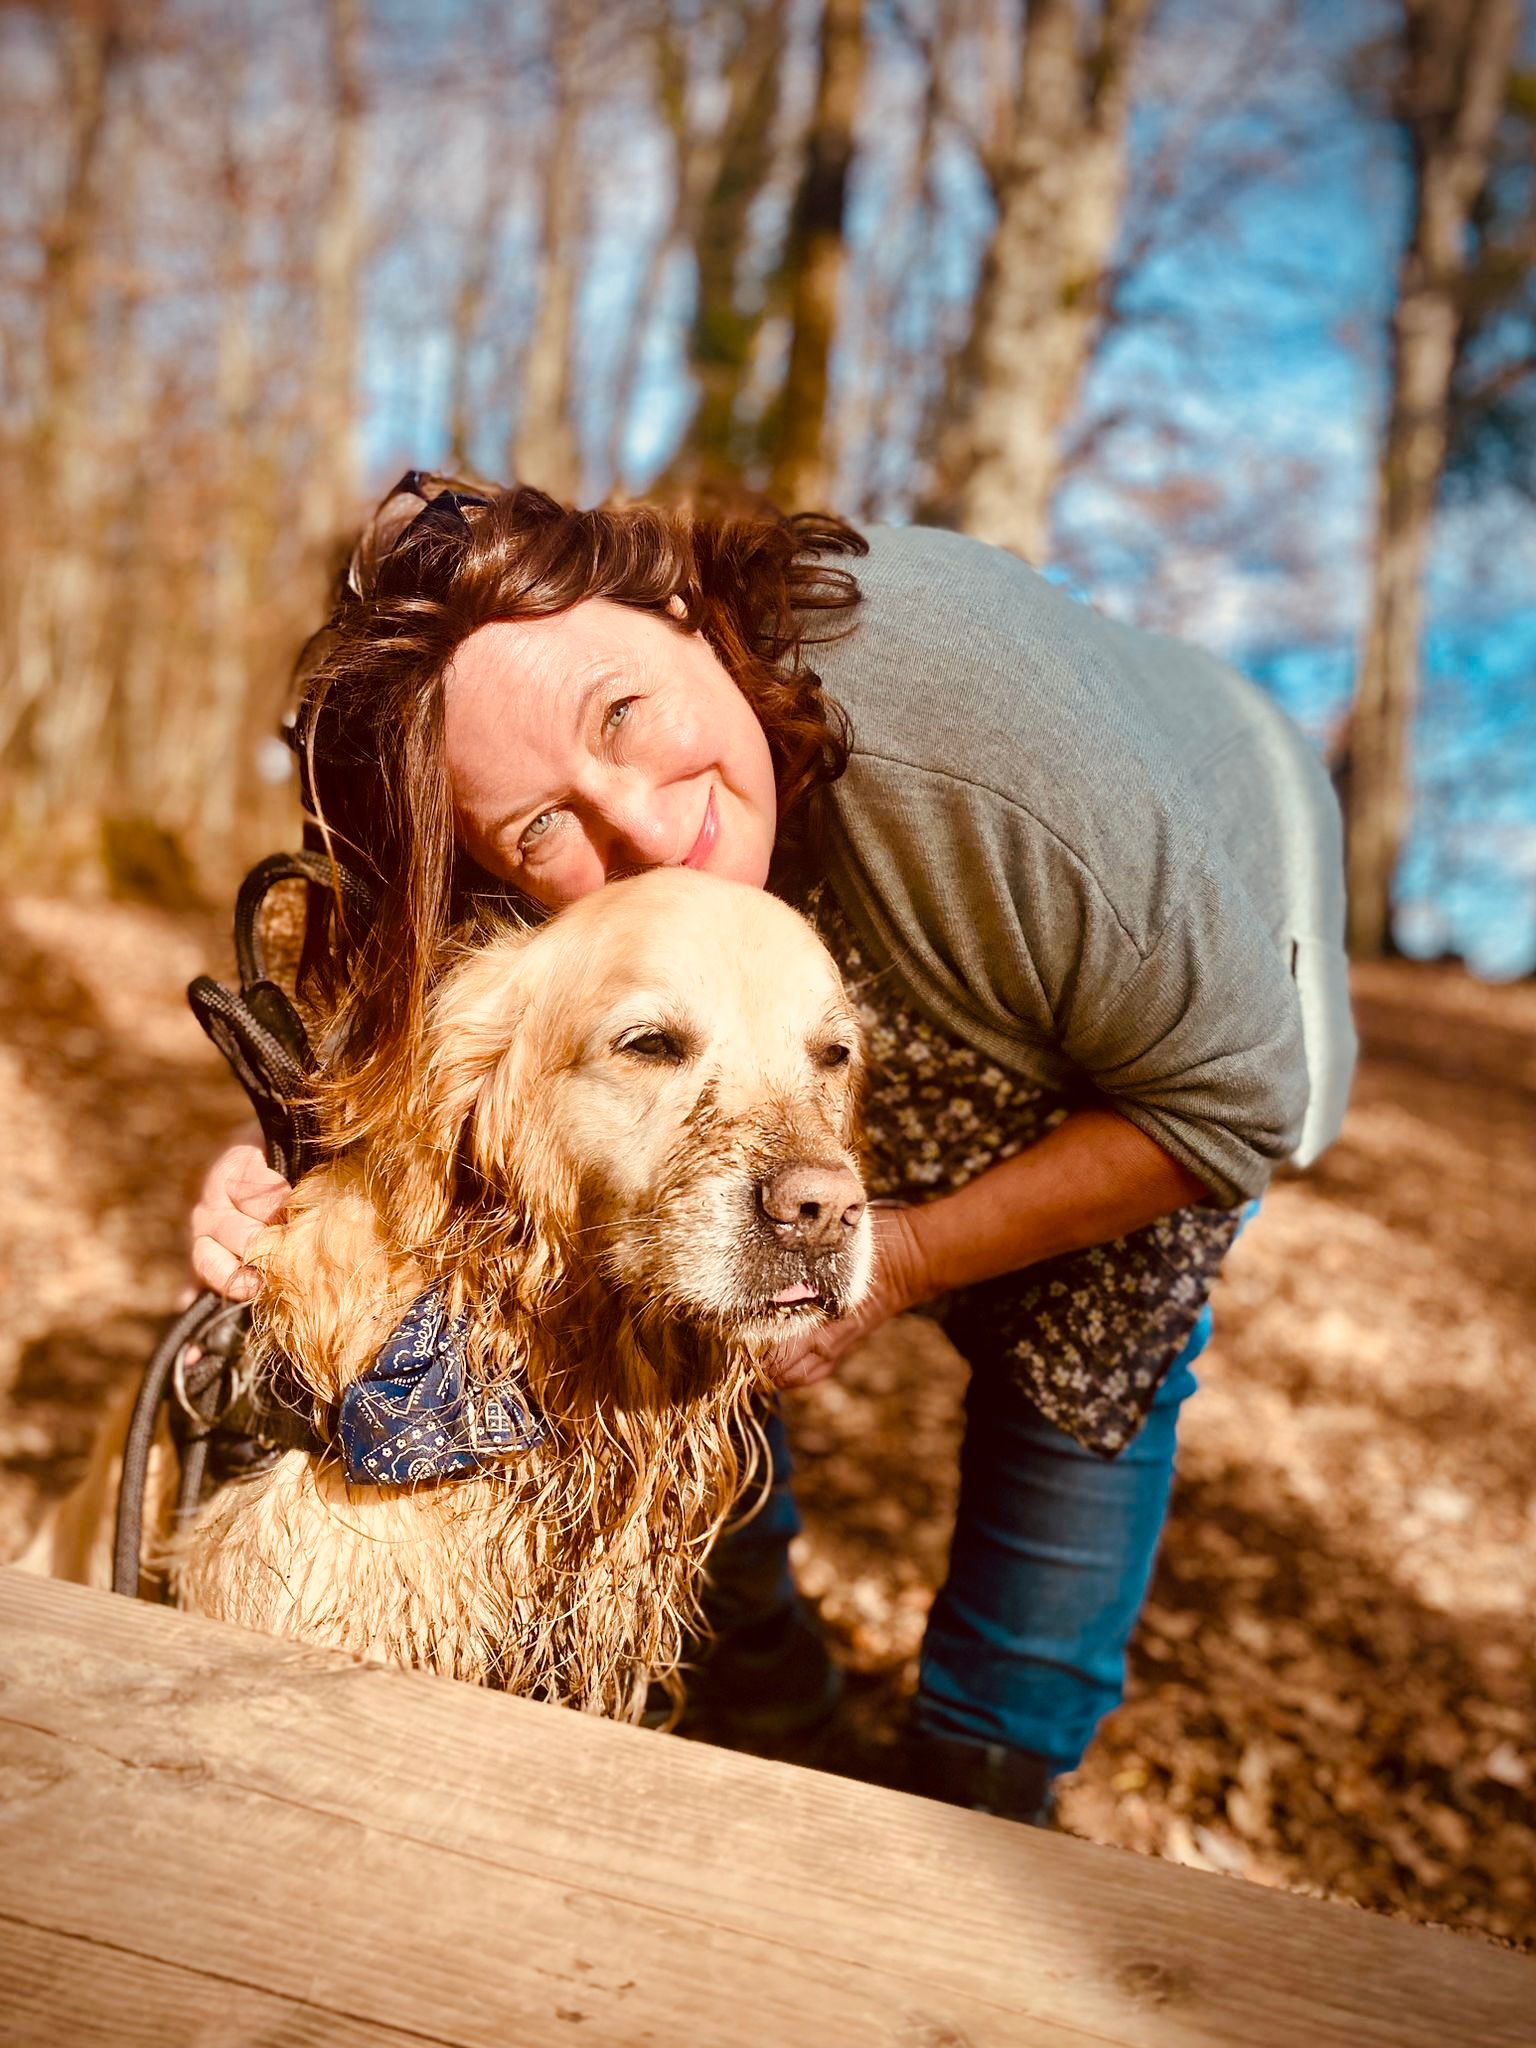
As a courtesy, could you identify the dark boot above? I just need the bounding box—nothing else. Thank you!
[904,1728,1058,1826]
[688,1594,844,1743]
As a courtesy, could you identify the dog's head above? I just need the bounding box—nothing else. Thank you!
[405,869,873,1349]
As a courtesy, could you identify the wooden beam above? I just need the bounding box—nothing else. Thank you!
[0,1919,421,2047]
[0,1567,1529,2046]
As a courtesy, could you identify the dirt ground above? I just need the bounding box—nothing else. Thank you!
[2,890,1533,1951]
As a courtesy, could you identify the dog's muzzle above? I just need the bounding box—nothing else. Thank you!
[734,1156,872,1325]
[758,1160,867,1251]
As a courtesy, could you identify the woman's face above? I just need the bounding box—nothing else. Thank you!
[442,599,780,911]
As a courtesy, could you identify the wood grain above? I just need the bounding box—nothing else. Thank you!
[0,1567,1530,2047]
[0,1915,432,2048]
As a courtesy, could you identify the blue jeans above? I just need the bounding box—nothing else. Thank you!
[915,1305,1207,1771]
[706,1304,1209,1775]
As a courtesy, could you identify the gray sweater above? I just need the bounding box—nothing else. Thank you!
[808,525,1356,1208]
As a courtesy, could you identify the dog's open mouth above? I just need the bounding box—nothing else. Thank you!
[732,1214,870,1329]
[749,1263,858,1324]
[763,1279,835,1317]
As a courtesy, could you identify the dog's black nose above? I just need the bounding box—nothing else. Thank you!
[759,1162,866,1248]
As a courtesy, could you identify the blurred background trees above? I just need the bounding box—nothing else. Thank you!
[1347,0,1522,957]
[1,0,1532,969]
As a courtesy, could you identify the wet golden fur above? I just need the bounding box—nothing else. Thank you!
[34,870,871,1722]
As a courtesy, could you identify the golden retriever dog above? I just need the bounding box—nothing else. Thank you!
[28,868,872,1723]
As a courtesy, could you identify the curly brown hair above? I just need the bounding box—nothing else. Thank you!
[291,475,866,1142]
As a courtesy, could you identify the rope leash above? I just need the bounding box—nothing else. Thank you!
[112,851,367,1599]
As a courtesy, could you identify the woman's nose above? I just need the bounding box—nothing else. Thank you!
[599,783,675,872]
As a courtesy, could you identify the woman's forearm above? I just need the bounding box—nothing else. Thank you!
[901,1107,1215,1305]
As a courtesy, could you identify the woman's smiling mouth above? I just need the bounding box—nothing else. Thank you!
[683,784,718,868]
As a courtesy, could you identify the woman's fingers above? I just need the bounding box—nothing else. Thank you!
[764,1335,840,1390]
[190,1236,262,1301]
[775,1355,838,1389]
[187,1190,267,1265]
[188,1142,293,1301]
[207,1144,292,1222]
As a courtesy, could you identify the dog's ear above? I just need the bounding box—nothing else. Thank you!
[440,934,585,1257]
[380,928,543,1245]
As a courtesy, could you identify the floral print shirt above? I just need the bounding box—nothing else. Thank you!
[798,879,1244,1458]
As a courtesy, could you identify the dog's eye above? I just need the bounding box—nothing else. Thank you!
[619,1029,688,1064]
[818,1042,852,1069]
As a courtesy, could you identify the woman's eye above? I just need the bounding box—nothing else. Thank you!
[604,697,637,734]
[519,809,561,854]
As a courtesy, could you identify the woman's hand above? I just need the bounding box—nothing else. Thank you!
[766,1111,1214,1392]
[766,1204,932,1391]
[190,1142,292,1300]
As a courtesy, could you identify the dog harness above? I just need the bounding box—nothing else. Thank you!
[112,852,545,1599]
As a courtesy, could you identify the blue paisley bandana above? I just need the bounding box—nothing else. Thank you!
[336,1283,545,1486]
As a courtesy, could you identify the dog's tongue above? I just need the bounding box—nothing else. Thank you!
[772,1281,819,1305]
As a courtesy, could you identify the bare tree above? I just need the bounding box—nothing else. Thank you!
[446,122,521,475]
[1440,50,1536,500]
[929,0,1152,560]
[201,100,262,851]
[297,0,365,579]
[509,10,586,500]
[603,0,742,489]
[8,1,125,843]
[766,0,867,510]
[664,0,792,489]
[1346,0,1522,959]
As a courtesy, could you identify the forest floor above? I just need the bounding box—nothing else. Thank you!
[2,889,1533,1950]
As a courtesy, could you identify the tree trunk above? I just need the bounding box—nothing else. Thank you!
[445,164,506,476]
[604,0,715,490]
[98,89,171,833]
[931,0,1151,561]
[298,0,364,582]
[10,2,123,845]
[842,0,959,517]
[1346,0,1520,959]
[664,0,791,490]
[199,119,261,853]
[107,319,166,827]
[765,0,866,511]
[444,8,524,478]
[509,14,586,501]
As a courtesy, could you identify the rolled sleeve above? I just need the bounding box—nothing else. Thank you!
[823,757,1313,1206]
[1057,868,1310,1207]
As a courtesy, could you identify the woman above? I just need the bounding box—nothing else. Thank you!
[191,473,1355,1822]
